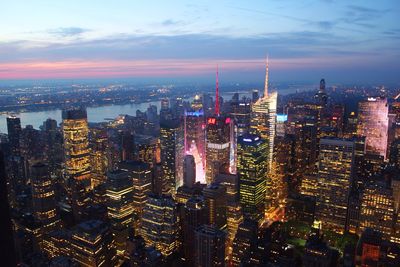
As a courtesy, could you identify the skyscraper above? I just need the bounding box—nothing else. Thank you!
[70,220,115,266]
[106,169,134,257]
[357,97,389,159]
[314,78,328,107]
[315,137,355,234]
[183,154,196,188]
[182,196,207,266]
[31,163,60,235]
[7,115,22,156]
[203,182,228,230]
[118,161,152,227]
[0,149,17,266]
[237,133,268,223]
[194,225,226,267]
[62,108,92,220]
[205,116,232,184]
[359,179,395,240]
[250,59,277,171]
[140,194,180,256]
[205,69,233,184]
[160,118,184,195]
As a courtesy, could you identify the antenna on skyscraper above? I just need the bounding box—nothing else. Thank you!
[215,65,220,116]
[264,54,269,98]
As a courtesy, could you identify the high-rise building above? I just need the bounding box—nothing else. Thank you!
[90,129,110,187]
[160,118,184,195]
[205,68,232,184]
[250,59,277,171]
[184,109,206,175]
[182,196,207,266]
[237,134,267,223]
[314,79,328,107]
[183,154,196,188]
[203,182,227,230]
[106,169,134,257]
[194,225,226,267]
[357,97,389,159]
[70,220,115,267]
[359,179,395,240]
[62,108,92,220]
[315,137,355,234]
[0,149,17,266]
[140,194,180,256]
[7,115,22,156]
[31,163,60,236]
[118,161,152,227]
[231,218,259,266]
[205,116,232,184]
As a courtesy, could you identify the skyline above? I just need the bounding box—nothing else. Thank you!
[1,0,399,83]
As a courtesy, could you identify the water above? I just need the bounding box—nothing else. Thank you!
[0,90,274,133]
[0,101,161,133]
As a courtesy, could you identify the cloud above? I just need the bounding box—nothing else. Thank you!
[161,19,185,27]
[0,31,385,65]
[343,5,389,27]
[47,27,90,37]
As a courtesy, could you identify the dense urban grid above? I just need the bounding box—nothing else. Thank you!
[1,61,400,267]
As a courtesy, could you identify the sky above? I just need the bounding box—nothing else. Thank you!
[0,0,399,83]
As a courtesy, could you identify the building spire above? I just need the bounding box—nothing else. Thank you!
[264,55,269,98]
[215,65,220,116]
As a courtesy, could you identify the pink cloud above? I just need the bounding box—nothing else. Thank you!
[0,57,361,79]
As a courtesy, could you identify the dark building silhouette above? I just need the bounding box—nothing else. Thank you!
[0,149,17,266]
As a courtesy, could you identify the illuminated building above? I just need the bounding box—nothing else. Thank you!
[183,154,196,188]
[237,134,267,223]
[194,225,226,267]
[344,111,358,138]
[250,59,277,171]
[191,94,203,110]
[330,105,345,137]
[90,129,110,187]
[357,97,389,159]
[230,99,252,136]
[118,161,152,227]
[42,230,71,259]
[106,169,134,257]
[275,114,287,137]
[203,182,228,230]
[184,109,206,181]
[347,188,361,234]
[70,220,115,267]
[62,108,92,220]
[205,116,232,184]
[359,179,395,240]
[134,134,158,168]
[160,118,184,195]
[252,89,259,103]
[231,218,258,266]
[140,194,180,256]
[31,163,60,239]
[205,68,233,184]
[314,79,328,107]
[182,196,207,266]
[315,137,355,234]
